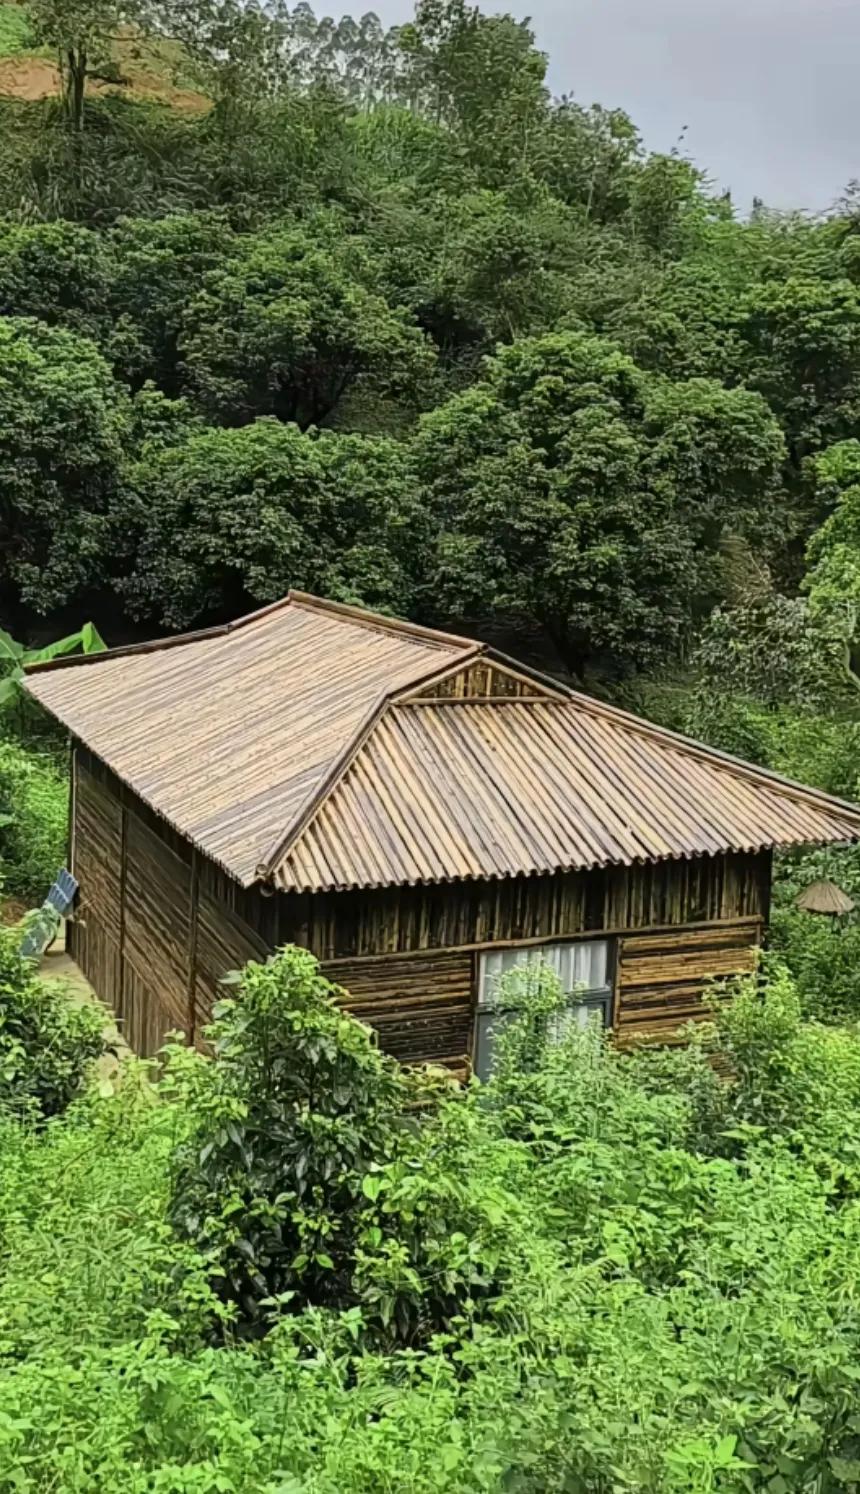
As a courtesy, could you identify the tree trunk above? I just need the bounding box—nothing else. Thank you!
[66,47,87,132]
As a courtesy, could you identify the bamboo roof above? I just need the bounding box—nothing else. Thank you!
[24,592,860,891]
[795,879,856,915]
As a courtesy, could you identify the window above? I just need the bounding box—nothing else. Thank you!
[474,940,613,1081]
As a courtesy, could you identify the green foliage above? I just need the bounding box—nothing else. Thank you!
[8,955,860,1487]
[105,214,239,391]
[120,418,422,626]
[0,0,857,664]
[170,947,508,1349]
[692,593,851,711]
[0,316,129,612]
[0,619,106,712]
[0,220,111,340]
[770,905,860,1025]
[0,923,103,1119]
[416,330,783,675]
[179,224,435,428]
[170,946,413,1336]
[0,3,34,54]
[0,735,68,899]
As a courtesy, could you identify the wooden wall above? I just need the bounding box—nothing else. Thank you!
[615,921,762,1047]
[407,658,556,700]
[70,749,196,1054]
[70,746,770,1066]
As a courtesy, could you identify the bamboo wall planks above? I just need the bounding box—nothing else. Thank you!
[616,921,762,1045]
[123,814,192,1035]
[73,749,193,1055]
[289,853,771,962]
[71,746,772,1069]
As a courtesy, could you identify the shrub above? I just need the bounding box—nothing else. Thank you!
[170,946,519,1348]
[9,952,860,1488]
[0,735,68,902]
[770,902,860,1023]
[0,924,104,1119]
[170,946,417,1337]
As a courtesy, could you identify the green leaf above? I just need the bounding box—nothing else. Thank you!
[0,630,23,664]
[81,621,107,654]
[0,675,21,707]
[24,631,89,665]
[714,1434,738,1467]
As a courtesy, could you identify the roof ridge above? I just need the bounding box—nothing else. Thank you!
[256,639,484,881]
[286,592,478,652]
[25,592,475,677]
[24,595,298,675]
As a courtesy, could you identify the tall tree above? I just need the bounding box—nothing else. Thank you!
[0,318,129,612]
[178,225,435,427]
[119,417,422,626]
[28,0,144,131]
[415,331,785,677]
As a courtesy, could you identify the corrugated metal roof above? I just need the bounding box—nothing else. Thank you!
[24,594,474,885]
[272,696,860,892]
[24,592,860,892]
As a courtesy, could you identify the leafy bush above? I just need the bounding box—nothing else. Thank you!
[770,901,860,1023]
[0,923,104,1119]
[0,735,67,901]
[7,953,860,1488]
[0,3,33,55]
[171,947,492,1344]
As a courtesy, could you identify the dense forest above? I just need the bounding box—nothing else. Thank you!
[6,2,860,1488]
[0,0,859,707]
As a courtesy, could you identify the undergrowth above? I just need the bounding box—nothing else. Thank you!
[0,734,67,902]
[0,4,32,57]
[3,948,860,1489]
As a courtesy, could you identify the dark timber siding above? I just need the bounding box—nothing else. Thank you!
[70,746,770,1064]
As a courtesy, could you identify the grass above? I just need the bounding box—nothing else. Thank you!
[0,3,33,56]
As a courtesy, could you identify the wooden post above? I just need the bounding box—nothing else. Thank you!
[187,849,200,1046]
[118,804,128,1013]
[67,744,77,959]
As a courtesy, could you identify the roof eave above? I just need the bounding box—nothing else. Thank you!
[272,828,860,897]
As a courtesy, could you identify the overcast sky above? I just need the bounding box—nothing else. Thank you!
[369,0,860,214]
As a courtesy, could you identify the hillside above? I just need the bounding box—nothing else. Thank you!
[0,2,206,106]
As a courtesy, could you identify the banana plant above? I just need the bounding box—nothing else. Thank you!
[0,622,106,709]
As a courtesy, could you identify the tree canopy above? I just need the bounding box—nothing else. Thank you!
[0,317,128,613]
[0,0,858,688]
[415,331,784,674]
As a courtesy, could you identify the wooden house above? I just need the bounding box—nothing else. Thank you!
[24,592,860,1073]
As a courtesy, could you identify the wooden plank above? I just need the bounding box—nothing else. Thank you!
[620,919,761,958]
[123,812,192,1035]
[616,922,763,1043]
[320,950,473,1066]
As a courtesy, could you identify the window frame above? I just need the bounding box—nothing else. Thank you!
[472,936,617,1081]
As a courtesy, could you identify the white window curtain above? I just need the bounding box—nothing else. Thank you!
[479,941,608,1005]
[475,940,612,1081]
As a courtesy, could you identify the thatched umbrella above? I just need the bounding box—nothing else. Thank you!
[795,879,856,917]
